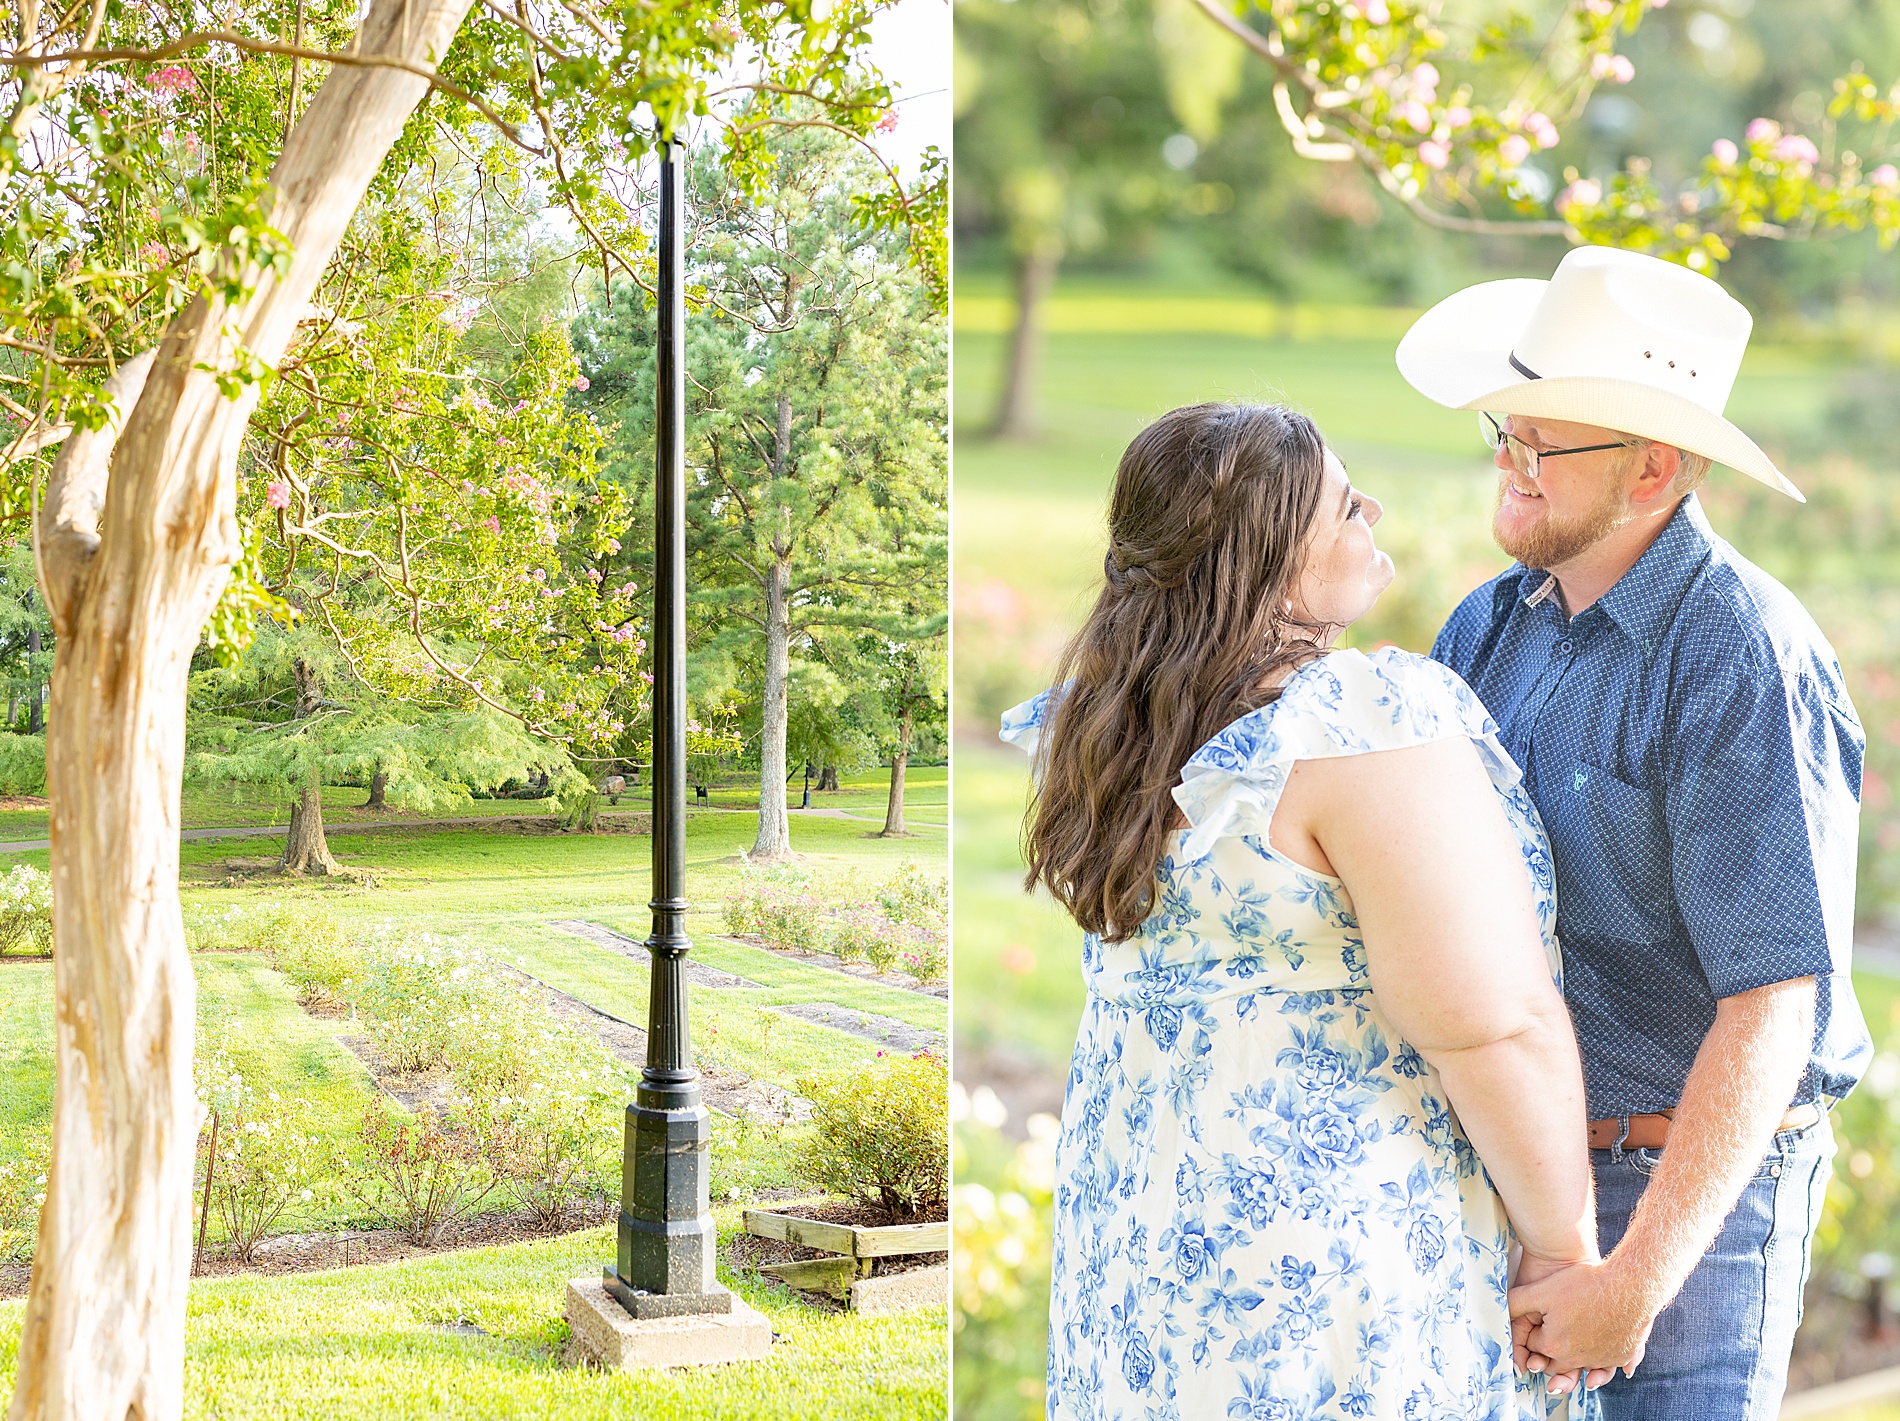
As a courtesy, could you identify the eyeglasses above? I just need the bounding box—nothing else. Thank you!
[1480,413,1630,479]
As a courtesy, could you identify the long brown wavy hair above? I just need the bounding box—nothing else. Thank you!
[1022,402,1332,940]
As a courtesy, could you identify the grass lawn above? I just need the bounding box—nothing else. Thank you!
[0,1215,946,1419]
[0,775,947,1415]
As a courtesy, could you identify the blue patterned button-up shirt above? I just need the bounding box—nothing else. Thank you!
[1433,494,1870,1117]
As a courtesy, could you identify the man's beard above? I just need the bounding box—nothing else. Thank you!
[1491,473,1631,569]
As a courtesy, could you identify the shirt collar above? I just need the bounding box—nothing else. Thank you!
[1592,494,1714,654]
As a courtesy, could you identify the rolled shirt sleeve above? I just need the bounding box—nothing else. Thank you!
[1663,644,1863,1000]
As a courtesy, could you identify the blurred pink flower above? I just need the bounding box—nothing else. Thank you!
[1592,53,1635,83]
[571,374,590,391]
[606,537,621,553]
[147,66,195,97]
[1745,117,1780,144]
[1774,134,1819,167]
[1363,0,1389,21]
[874,109,899,135]
[1871,164,1900,190]
[1498,134,1532,167]
[1401,101,1432,133]
[1525,113,1560,149]
[483,516,501,534]
[265,481,290,509]
[1557,179,1603,214]
[1445,105,1472,129]
[1712,138,1739,165]
[1417,140,1450,170]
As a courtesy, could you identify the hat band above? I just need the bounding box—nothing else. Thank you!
[1509,352,1542,381]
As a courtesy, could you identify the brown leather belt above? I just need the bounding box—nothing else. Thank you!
[1586,1103,1820,1152]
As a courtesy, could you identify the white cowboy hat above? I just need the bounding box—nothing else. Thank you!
[1395,245,1802,501]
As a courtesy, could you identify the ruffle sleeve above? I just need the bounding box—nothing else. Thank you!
[999,684,1066,759]
[1170,647,1522,864]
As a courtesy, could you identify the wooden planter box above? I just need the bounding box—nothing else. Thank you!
[742,1206,948,1313]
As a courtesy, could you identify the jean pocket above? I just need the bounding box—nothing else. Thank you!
[1627,1145,1783,1182]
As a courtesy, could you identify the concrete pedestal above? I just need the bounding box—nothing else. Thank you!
[564,1275,774,1369]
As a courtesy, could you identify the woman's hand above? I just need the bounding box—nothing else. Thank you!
[1511,1253,1650,1390]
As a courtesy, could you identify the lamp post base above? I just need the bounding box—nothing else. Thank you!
[566,1276,773,1369]
[603,1268,733,1318]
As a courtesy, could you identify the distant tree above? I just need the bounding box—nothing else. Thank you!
[0,544,49,740]
[579,123,947,863]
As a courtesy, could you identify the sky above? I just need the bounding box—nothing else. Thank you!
[867,0,953,182]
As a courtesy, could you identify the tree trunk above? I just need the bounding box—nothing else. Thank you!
[364,768,388,809]
[7,690,17,728]
[991,245,1060,441]
[819,764,838,792]
[751,557,793,860]
[281,776,341,875]
[879,705,913,837]
[10,3,475,1416]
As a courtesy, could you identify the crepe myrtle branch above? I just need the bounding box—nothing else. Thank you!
[1,31,545,153]
[1184,0,1570,237]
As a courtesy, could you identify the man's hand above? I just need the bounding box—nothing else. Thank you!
[1510,1255,1654,1381]
[1511,1253,1619,1394]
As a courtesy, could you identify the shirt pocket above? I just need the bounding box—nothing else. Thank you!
[1558,761,1673,943]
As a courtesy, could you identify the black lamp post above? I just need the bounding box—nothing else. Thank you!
[603,131,729,1320]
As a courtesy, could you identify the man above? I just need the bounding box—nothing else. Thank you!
[1398,245,1870,1419]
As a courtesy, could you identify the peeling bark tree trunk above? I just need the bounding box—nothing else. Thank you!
[9,3,475,1416]
[991,245,1060,441]
[752,554,793,860]
[879,705,913,838]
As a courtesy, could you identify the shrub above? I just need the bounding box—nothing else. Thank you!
[877,861,947,933]
[0,733,46,796]
[901,932,948,984]
[0,864,53,957]
[195,1058,326,1262]
[344,1097,502,1244]
[0,1135,50,1263]
[863,920,903,974]
[722,887,760,936]
[828,905,883,964]
[797,1050,948,1219]
[355,932,496,1073]
[756,890,825,952]
[493,1080,616,1229]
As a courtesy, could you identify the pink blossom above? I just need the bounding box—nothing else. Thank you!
[874,109,899,135]
[571,375,590,391]
[138,242,166,266]
[1711,138,1739,165]
[1399,100,1432,133]
[1745,117,1780,145]
[1592,52,1634,82]
[483,516,501,534]
[1583,0,1613,12]
[1556,179,1603,214]
[1363,0,1389,21]
[1410,63,1439,92]
[147,66,196,97]
[508,399,529,415]
[1524,113,1560,149]
[1871,164,1900,191]
[1774,134,1819,167]
[265,481,291,509]
[587,568,603,583]
[1417,140,1450,170]
[1498,134,1532,167]
[1445,105,1472,129]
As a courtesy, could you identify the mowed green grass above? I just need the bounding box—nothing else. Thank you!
[0,1218,946,1420]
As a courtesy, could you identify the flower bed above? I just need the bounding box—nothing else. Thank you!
[723,861,948,984]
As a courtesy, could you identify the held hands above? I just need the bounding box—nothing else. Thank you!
[1510,1253,1654,1395]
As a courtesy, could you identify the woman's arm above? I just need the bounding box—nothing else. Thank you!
[1277,736,1598,1275]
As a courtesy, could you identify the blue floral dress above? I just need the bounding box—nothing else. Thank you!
[1001,647,1593,1421]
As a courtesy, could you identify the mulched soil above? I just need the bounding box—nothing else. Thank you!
[716,931,948,1000]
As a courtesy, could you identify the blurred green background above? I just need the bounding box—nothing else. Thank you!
[948,1,1900,1412]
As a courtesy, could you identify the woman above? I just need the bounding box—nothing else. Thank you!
[1003,403,1636,1420]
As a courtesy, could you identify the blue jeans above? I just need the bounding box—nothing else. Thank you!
[1589,1113,1835,1421]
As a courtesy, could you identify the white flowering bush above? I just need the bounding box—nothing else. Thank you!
[194,1050,326,1262]
[0,863,54,957]
[356,931,496,1072]
[725,860,948,982]
[876,860,948,934]
[0,1134,51,1262]
[492,1077,617,1229]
